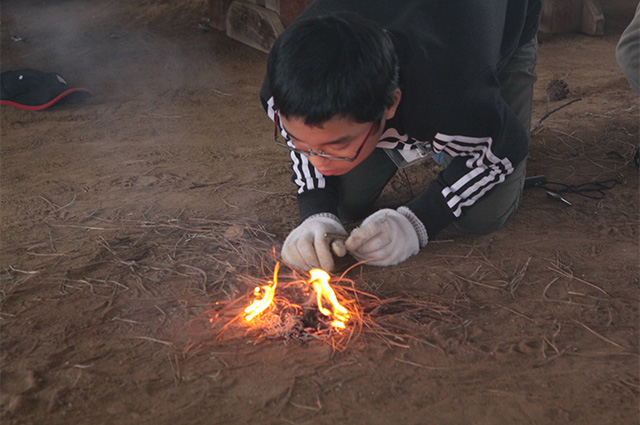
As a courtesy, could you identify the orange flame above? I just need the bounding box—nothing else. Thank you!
[309,268,349,329]
[244,262,279,321]
[243,263,349,330]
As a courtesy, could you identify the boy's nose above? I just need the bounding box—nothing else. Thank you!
[309,155,332,168]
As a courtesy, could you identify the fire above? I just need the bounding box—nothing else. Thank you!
[243,264,350,330]
[309,268,349,329]
[244,262,280,321]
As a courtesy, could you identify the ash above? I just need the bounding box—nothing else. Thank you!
[260,306,336,345]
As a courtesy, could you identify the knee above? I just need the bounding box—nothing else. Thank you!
[455,161,526,234]
[455,203,519,234]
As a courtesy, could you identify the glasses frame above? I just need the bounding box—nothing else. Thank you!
[274,110,378,162]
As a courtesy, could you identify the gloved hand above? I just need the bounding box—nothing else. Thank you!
[281,213,348,272]
[345,206,428,266]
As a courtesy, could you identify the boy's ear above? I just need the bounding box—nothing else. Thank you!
[385,88,402,120]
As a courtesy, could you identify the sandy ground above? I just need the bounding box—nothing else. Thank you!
[1,1,639,424]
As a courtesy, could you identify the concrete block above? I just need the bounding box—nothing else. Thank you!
[540,0,605,35]
[226,0,285,53]
[582,0,605,35]
[208,0,233,30]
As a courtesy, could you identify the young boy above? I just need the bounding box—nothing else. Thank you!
[260,0,542,271]
[617,3,640,95]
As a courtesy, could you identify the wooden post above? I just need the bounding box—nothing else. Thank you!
[582,0,605,35]
[539,0,605,35]
[225,0,285,53]
[208,0,234,31]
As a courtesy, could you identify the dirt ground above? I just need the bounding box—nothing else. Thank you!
[1,1,639,424]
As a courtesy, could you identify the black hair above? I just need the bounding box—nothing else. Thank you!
[267,13,399,126]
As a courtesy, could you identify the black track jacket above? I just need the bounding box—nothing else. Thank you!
[260,0,542,238]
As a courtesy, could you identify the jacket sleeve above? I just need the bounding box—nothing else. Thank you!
[616,3,640,94]
[406,72,529,237]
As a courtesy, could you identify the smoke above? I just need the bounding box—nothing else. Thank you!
[1,0,225,101]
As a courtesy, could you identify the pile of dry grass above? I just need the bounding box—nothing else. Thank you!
[205,258,460,352]
[14,210,460,353]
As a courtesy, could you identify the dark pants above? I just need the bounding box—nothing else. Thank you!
[336,38,538,233]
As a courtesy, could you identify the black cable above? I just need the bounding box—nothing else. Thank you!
[535,179,622,200]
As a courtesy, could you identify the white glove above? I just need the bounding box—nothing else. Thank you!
[281,213,348,272]
[345,206,428,266]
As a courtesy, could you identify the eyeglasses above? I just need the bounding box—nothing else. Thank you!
[273,110,377,162]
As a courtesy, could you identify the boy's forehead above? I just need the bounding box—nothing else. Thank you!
[280,113,360,129]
